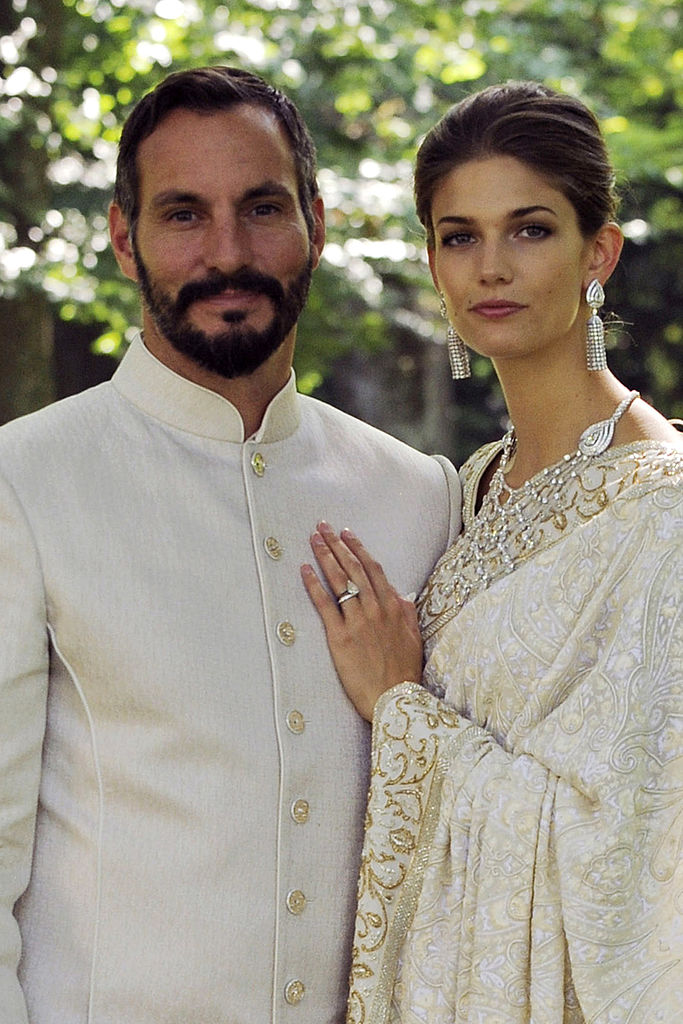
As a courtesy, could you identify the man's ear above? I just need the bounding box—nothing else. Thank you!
[109,203,139,283]
[309,195,326,270]
[583,221,624,290]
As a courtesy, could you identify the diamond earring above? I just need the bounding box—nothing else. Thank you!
[440,294,471,380]
[586,279,607,371]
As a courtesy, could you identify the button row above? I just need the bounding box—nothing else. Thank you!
[251,449,307,1010]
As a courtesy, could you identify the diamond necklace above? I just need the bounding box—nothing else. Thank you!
[467,390,640,582]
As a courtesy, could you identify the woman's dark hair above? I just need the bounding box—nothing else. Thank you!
[415,81,619,246]
[113,65,319,239]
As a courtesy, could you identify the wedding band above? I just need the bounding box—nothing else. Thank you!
[337,580,360,606]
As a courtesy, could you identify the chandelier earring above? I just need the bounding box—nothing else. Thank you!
[585,279,607,371]
[439,293,471,380]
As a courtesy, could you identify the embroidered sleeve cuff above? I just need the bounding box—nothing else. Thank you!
[373,680,422,728]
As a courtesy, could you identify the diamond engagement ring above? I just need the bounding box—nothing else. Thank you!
[337,580,360,606]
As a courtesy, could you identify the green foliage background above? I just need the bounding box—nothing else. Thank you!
[1,0,681,461]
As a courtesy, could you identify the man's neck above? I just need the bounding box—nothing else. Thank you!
[141,327,295,438]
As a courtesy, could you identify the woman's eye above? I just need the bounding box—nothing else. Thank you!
[519,224,550,239]
[441,232,474,247]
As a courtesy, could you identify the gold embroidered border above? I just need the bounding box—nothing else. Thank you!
[364,728,478,1024]
[348,683,479,1024]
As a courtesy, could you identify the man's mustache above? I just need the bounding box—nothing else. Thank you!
[175,269,285,314]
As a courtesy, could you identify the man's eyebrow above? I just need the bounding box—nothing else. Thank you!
[150,190,204,209]
[242,182,296,202]
[149,182,296,209]
[436,204,558,227]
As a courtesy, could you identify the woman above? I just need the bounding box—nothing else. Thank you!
[301,82,683,1022]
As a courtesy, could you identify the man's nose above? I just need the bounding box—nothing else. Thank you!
[203,215,252,274]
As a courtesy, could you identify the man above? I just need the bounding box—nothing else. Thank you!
[0,67,460,1023]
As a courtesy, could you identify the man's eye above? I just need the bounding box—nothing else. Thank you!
[252,203,280,216]
[169,209,197,222]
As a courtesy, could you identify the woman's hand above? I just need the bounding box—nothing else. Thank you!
[301,522,423,721]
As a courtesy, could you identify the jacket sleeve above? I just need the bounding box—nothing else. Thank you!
[430,453,463,547]
[0,471,49,1024]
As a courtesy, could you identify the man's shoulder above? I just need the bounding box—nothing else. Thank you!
[0,382,117,475]
[298,393,451,469]
[1,381,112,435]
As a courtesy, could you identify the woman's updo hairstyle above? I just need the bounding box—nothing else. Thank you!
[414,81,619,247]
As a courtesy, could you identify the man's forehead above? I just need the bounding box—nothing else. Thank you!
[136,105,298,196]
[140,103,288,155]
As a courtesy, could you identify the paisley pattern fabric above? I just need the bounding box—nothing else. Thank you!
[348,443,683,1023]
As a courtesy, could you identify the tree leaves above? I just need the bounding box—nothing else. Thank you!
[1,0,681,452]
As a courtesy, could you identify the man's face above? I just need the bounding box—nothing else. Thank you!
[115,104,323,379]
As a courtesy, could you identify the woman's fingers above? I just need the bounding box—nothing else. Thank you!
[310,522,370,606]
[338,528,394,601]
[301,525,424,722]
[311,522,396,603]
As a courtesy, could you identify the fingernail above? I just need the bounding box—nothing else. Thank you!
[318,521,333,535]
[341,528,356,540]
[310,531,324,546]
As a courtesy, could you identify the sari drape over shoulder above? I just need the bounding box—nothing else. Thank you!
[348,442,683,1024]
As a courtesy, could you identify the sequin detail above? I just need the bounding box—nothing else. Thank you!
[418,442,683,645]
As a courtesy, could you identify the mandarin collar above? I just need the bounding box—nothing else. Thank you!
[111,332,301,443]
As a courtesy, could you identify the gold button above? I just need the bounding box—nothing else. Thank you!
[291,798,309,824]
[284,979,305,1005]
[264,536,283,560]
[286,889,306,915]
[251,452,266,477]
[277,621,296,646]
[286,710,305,734]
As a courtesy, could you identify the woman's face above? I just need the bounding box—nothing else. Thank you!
[428,155,608,369]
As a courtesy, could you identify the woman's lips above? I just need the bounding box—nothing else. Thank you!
[470,300,526,319]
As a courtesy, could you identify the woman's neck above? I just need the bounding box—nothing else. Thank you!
[495,359,630,487]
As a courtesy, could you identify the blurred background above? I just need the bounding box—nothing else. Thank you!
[1,0,681,464]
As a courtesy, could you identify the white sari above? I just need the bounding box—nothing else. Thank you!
[348,442,683,1023]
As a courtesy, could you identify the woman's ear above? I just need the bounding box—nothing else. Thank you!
[584,221,624,289]
[427,246,440,294]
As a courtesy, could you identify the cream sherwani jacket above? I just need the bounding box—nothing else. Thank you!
[0,334,461,1024]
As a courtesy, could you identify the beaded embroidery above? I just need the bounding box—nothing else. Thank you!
[418,441,683,645]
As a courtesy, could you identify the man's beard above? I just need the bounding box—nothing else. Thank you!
[133,246,314,379]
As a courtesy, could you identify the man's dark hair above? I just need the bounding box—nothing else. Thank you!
[113,65,319,239]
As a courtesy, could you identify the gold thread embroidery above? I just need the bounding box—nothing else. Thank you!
[418,443,683,646]
[347,684,474,1024]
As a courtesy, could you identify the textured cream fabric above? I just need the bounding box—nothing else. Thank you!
[349,443,683,1023]
[0,334,461,1024]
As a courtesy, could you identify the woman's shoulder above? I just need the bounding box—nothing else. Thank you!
[605,443,683,540]
[459,439,504,527]
[617,394,683,451]
[608,440,683,492]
